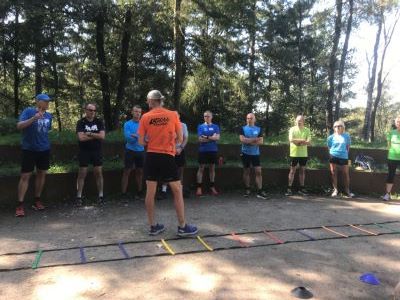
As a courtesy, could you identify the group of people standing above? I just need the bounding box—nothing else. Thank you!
[14,91,399,236]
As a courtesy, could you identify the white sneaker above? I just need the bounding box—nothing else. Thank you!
[331,189,338,197]
[381,193,390,201]
[343,192,355,198]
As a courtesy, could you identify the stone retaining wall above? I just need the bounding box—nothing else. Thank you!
[0,143,389,164]
[0,167,393,208]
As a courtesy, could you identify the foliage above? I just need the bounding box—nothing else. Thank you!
[0,118,18,135]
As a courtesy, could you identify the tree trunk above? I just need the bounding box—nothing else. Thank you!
[173,0,184,111]
[297,6,303,112]
[362,9,382,141]
[114,7,132,129]
[13,7,20,118]
[326,0,342,133]
[335,0,353,120]
[265,67,272,136]
[370,11,399,141]
[248,0,257,112]
[34,41,42,95]
[95,9,113,131]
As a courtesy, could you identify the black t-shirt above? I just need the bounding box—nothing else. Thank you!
[76,117,105,151]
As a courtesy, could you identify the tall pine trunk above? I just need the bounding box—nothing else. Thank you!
[335,0,353,120]
[363,9,382,141]
[95,8,112,131]
[13,7,20,118]
[114,7,132,129]
[326,0,342,133]
[248,0,257,112]
[173,0,184,111]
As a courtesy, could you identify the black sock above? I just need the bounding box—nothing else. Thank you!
[16,201,23,207]
[197,183,202,188]
[34,196,40,202]
[210,182,215,188]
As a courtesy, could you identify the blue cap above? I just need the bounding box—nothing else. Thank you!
[35,94,51,101]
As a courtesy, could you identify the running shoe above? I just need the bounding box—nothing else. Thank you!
[177,224,198,237]
[196,188,203,197]
[149,223,165,236]
[343,192,355,199]
[15,205,25,217]
[244,189,251,197]
[75,197,83,207]
[298,188,309,196]
[210,188,219,196]
[331,189,339,197]
[97,196,105,206]
[285,188,293,196]
[256,190,268,199]
[381,193,391,201]
[32,200,45,211]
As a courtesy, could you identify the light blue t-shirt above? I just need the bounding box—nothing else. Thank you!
[176,122,188,148]
[19,107,52,151]
[327,132,351,159]
[197,123,220,152]
[124,119,144,152]
[240,125,263,155]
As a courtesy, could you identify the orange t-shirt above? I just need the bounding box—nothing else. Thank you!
[138,107,181,156]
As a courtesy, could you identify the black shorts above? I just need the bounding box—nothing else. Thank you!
[241,153,261,168]
[198,151,218,165]
[329,155,349,166]
[124,149,144,169]
[21,150,50,173]
[290,157,308,167]
[144,152,179,182]
[78,149,103,167]
[175,150,186,168]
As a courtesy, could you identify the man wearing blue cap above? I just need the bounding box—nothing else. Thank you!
[16,93,53,217]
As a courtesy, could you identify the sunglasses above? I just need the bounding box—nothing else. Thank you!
[204,115,211,118]
[86,108,96,112]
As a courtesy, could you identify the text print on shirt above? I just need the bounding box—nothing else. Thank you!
[85,125,99,132]
[149,117,169,126]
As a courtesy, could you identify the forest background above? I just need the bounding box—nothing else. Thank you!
[1,0,399,144]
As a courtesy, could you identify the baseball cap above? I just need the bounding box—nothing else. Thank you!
[146,90,165,101]
[35,93,51,101]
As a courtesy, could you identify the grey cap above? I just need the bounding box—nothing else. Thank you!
[147,90,165,101]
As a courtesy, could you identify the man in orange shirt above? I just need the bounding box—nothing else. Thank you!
[138,90,198,236]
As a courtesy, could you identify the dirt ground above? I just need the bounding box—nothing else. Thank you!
[1,192,400,300]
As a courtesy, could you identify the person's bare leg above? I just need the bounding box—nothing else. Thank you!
[93,166,103,197]
[255,166,262,190]
[299,166,306,187]
[342,165,351,194]
[121,168,131,194]
[288,166,297,187]
[329,163,338,191]
[386,183,393,194]
[135,168,143,193]
[145,181,158,225]
[196,164,205,194]
[76,167,87,197]
[243,168,251,189]
[209,164,217,193]
[169,180,185,227]
[18,172,32,203]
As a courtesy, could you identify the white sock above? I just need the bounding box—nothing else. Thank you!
[161,184,167,192]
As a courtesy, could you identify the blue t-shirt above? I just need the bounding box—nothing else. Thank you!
[327,132,351,159]
[124,119,144,152]
[197,123,220,152]
[240,125,263,155]
[19,107,52,151]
